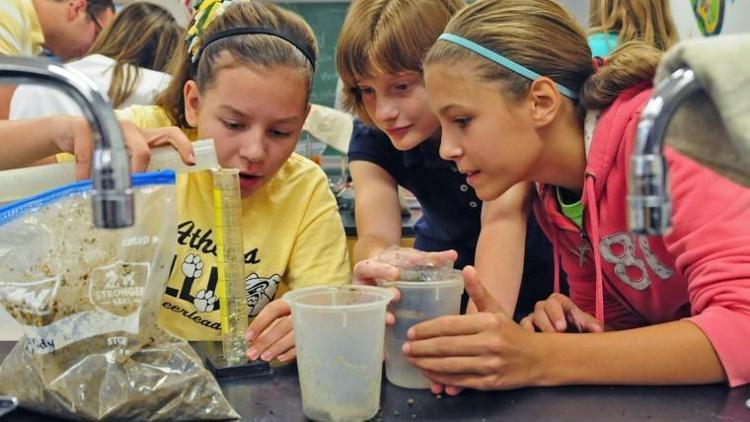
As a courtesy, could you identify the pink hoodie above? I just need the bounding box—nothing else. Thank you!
[533,83,750,387]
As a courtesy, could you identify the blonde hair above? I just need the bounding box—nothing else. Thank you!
[589,0,678,52]
[87,2,182,108]
[425,0,662,111]
[156,0,318,128]
[336,0,465,126]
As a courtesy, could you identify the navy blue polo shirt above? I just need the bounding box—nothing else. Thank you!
[348,120,481,269]
[347,119,557,318]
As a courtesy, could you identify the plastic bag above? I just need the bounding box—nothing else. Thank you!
[0,171,239,421]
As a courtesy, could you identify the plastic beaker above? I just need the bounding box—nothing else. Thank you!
[380,270,464,389]
[284,285,394,422]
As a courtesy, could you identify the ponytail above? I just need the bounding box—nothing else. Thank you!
[579,41,661,110]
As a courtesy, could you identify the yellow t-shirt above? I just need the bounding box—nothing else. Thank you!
[118,105,351,340]
[0,0,44,56]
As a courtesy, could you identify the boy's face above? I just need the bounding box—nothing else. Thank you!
[356,70,440,151]
[47,0,114,60]
[184,63,310,198]
[424,63,543,201]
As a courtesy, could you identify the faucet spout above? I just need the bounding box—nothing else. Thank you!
[628,68,700,235]
[0,57,133,228]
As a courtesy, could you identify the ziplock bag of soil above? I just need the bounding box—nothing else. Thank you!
[0,171,239,421]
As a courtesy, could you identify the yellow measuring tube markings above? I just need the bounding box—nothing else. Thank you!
[212,169,249,364]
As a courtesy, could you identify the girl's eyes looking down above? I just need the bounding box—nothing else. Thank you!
[220,119,293,139]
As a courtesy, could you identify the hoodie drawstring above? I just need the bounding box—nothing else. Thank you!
[584,176,605,323]
[552,227,561,294]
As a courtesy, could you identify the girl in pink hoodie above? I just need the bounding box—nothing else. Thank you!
[402,0,750,393]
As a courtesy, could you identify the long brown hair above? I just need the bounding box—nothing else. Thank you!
[86,2,181,108]
[336,0,465,125]
[425,0,662,111]
[589,0,678,52]
[156,0,318,128]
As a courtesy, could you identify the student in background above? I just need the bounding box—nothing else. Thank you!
[115,0,350,362]
[588,0,678,56]
[10,2,182,119]
[338,0,555,321]
[403,0,750,392]
[0,0,115,118]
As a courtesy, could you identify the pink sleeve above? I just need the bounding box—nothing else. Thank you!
[663,147,750,387]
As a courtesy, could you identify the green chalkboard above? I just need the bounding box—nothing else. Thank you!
[280,2,350,108]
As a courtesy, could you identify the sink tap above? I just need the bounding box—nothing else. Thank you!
[0,57,133,228]
[628,68,700,235]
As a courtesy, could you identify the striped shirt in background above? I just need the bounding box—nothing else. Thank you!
[0,0,44,56]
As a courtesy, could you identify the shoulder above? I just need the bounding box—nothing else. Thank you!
[0,0,29,54]
[1,0,27,22]
[274,153,329,185]
[126,68,172,106]
[263,153,333,204]
[348,119,398,157]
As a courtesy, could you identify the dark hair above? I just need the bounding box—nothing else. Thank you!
[156,0,318,128]
[85,0,115,17]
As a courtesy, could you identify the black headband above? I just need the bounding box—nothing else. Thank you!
[196,27,316,71]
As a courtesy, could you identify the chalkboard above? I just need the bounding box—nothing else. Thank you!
[280,2,350,108]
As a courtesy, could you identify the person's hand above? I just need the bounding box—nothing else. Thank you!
[352,247,458,285]
[403,266,543,393]
[58,116,195,180]
[245,299,296,363]
[519,293,603,333]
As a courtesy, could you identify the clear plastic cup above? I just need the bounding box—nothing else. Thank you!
[380,269,464,389]
[284,285,394,422]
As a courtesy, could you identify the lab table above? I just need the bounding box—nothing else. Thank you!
[1,341,749,421]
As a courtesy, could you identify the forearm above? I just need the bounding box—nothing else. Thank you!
[0,85,15,120]
[540,320,725,386]
[352,233,399,263]
[0,116,70,169]
[472,219,526,315]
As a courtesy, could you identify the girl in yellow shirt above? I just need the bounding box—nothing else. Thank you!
[116,0,350,362]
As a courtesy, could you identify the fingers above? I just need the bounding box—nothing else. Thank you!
[530,298,565,333]
[278,346,296,362]
[427,249,458,266]
[143,126,196,167]
[404,332,496,358]
[519,315,536,332]
[462,266,503,314]
[374,247,457,268]
[70,118,93,180]
[407,313,494,340]
[422,371,493,393]
[444,385,465,396]
[430,382,444,395]
[569,306,604,333]
[385,311,396,326]
[247,299,291,342]
[124,127,151,173]
[246,315,294,362]
[525,294,603,333]
[352,259,399,285]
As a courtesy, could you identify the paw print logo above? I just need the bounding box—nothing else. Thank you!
[182,254,203,279]
[245,273,281,316]
[193,289,217,313]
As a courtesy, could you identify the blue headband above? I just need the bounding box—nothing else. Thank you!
[438,33,579,100]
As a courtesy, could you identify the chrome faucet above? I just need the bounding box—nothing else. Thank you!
[0,57,133,228]
[628,68,701,235]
